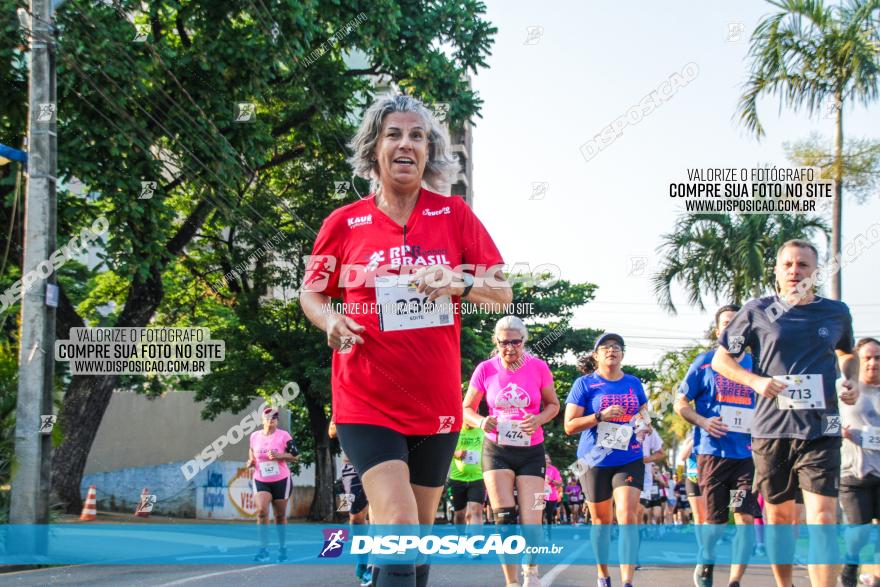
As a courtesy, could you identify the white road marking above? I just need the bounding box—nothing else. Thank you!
[542,542,590,586]
[156,564,277,586]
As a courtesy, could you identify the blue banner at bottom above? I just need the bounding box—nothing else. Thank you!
[2,524,879,565]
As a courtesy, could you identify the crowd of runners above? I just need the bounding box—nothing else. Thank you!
[290,93,880,587]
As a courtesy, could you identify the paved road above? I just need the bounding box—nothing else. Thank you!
[1,561,812,586]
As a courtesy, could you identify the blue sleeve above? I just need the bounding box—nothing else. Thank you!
[565,377,591,413]
[679,355,706,401]
[634,378,648,406]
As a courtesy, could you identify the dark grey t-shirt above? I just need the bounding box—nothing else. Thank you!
[718,295,854,440]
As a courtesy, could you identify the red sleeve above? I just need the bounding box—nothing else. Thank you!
[454,198,504,277]
[302,216,343,298]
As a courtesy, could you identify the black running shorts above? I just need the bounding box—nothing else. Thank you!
[341,462,369,515]
[335,423,458,488]
[581,458,644,504]
[449,478,486,511]
[751,436,841,504]
[482,439,546,478]
[697,454,759,523]
[840,475,880,525]
[253,477,292,501]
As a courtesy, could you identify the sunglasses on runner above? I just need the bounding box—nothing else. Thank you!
[497,339,524,347]
[598,343,623,352]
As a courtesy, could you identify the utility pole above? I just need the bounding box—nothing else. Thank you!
[10,0,58,528]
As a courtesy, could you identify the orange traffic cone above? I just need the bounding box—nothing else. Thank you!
[80,485,97,521]
[134,487,154,518]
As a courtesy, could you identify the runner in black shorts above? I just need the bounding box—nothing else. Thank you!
[565,333,652,587]
[671,475,691,524]
[247,408,298,563]
[329,420,372,586]
[301,93,511,587]
[448,417,486,554]
[677,305,758,587]
[463,316,560,587]
[713,240,859,587]
[838,338,880,587]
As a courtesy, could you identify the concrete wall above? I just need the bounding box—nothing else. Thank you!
[82,390,318,518]
[86,390,291,473]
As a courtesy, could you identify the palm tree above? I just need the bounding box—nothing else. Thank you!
[737,0,880,299]
[652,213,829,314]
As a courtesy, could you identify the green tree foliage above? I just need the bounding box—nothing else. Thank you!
[784,132,880,204]
[0,0,498,515]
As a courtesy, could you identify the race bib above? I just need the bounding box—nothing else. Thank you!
[498,418,531,447]
[640,490,649,500]
[719,405,755,433]
[463,450,480,465]
[259,460,280,477]
[650,485,660,497]
[862,426,880,450]
[596,421,633,451]
[774,374,825,410]
[375,275,453,332]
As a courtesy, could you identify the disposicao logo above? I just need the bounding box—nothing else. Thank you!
[319,528,349,558]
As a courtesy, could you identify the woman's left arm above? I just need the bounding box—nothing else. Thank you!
[537,383,561,426]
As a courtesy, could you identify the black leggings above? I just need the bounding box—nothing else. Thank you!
[336,423,458,487]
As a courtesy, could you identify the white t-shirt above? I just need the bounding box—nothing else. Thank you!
[642,430,663,493]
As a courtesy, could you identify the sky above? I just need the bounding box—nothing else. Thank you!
[469,0,880,369]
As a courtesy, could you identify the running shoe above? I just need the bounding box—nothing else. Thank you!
[693,563,713,587]
[522,564,541,587]
[277,547,288,563]
[840,564,859,587]
[728,582,740,587]
[359,567,373,587]
[253,547,270,562]
[753,544,766,557]
[355,563,367,580]
[597,577,612,587]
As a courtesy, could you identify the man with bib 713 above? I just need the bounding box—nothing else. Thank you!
[712,239,859,587]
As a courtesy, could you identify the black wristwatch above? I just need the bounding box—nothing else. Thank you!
[596,411,603,422]
[460,272,475,298]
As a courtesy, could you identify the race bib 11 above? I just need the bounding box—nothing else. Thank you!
[719,405,755,433]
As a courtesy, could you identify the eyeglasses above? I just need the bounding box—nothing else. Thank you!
[598,344,623,352]
[497,339,524,348]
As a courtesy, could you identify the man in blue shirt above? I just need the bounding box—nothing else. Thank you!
[676,304,758,587]
[713,239,859,587]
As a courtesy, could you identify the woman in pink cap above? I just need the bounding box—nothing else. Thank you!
[246,407,299,563]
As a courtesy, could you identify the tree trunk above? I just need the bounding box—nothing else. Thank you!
[51,374,120,513]
[831,90,844,300]
[303,386,334,521]
[50,198,212,512]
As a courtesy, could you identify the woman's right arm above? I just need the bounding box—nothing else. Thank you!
[564,403,596,435]
[463,385,498,432]
[299,291,365,350]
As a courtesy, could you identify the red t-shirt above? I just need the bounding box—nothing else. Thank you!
[304,189,505,435]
